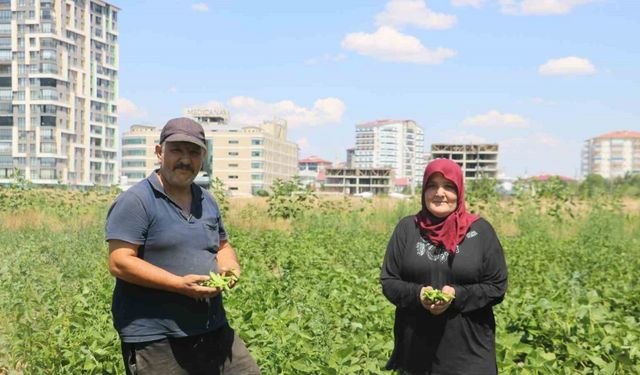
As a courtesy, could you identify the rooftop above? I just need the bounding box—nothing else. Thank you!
[356,119,411,128]
[299,156,332,164]
[595,130,640,139]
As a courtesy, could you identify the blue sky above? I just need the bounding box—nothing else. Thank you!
[116,0,639,178]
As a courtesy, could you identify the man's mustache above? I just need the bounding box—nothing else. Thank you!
[174,163,194,172]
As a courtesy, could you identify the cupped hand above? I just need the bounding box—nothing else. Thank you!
[420,285,456,315]
[176,274,221,299]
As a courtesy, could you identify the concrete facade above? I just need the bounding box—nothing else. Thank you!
[120,124,158,186]
[298,155,332,188]
[581,130,640,179]
[324,167,393,195]
[354,119,425,187]
[0,0,119,186]
[430,144,499,180]
[120,112,299,195]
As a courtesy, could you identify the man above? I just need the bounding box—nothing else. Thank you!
[106,117,260,375]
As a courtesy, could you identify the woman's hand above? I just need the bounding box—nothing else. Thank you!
[420,285,456,315]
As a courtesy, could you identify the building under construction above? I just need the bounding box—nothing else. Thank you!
[430,144,499,179]
[323,167,393,195]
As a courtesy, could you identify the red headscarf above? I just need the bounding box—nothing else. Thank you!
[415,159,479,254]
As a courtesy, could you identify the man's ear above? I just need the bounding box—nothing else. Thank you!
[155,144,162,159]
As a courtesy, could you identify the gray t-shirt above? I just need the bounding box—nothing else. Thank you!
[105,172,228,343]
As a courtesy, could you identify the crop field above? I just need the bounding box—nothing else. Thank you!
[0,186,639,374]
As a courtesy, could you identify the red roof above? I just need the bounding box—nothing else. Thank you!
[395,178,409,186]
[299,155,332,164]
[531,175,576,182]
[357,119,410,128]
[596,130,640,139]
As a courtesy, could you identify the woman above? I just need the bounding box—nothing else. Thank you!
[381,159,508,374]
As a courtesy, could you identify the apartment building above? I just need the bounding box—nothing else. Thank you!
[581,130,640,179]
[208,119,298,195]
[121,111,299,195]
[354,119,425,186]
[120,124,159,185]
[0,0,119,186]
[430,144,499,179]
[298,155,332,187]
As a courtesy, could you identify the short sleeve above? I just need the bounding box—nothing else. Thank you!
[217,214,228,241]
[105,191,149,245]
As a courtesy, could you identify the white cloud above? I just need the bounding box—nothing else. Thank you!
[462,110,529,128]
[117,98,148,120]
[451,0,486,8]
[538,56,596,76]
[225,96,346,129]
[500,0,596,15]
[376,0,457,30]
[168,86,177,94]
[342,26,456,64]
[304,53,347,65]
[191,3,209,12]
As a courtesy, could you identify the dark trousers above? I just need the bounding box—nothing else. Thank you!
[121,324,260,375]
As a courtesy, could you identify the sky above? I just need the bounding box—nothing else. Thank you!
[115,0,640,178]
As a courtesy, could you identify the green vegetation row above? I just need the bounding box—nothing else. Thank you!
[0,183,639,374]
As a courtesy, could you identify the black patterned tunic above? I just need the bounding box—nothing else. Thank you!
[380,216,508,374]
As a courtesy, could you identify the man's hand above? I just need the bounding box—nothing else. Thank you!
[216,239,241,289]
[174,274,222,299]
[218,267,240,289]
[420,285,456,315]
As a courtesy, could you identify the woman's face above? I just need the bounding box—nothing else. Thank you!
[424,173,458,218]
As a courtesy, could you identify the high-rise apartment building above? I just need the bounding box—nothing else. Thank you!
[581,130,640,179]
[430,144,499,179]
[0,0,119,186]
[354,119,425,186]
[120,109,299,195]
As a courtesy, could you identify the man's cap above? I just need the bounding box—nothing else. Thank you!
[160,117,207,150]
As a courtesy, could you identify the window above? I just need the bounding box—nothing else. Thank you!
[123,149,146,156]
[40,158,56,168]
[40,169,56,180]
[123,137,146,145]
[251,150,262,157]
[251,139,263,145]
[228,175,238,179]
[228,140,239,144]
[125,172,145,179]
[0,88,10,101]
[123,160,146,167]
[0,116,12,126]
[251,174,262,181]
[228,152,238,156]
[251,162,262,169]
[40,142,56,153]
[228,163,238,167]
